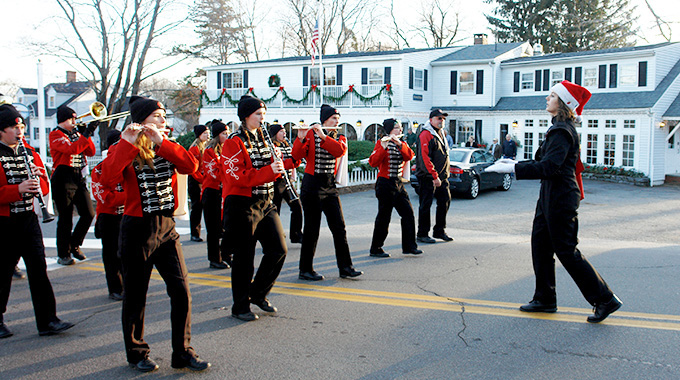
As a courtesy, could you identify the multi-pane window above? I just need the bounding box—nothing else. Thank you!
[456,121,474,144]
[222,72,244,88]
[524,132,534,159]
[551,71,563,87]
[624,119,636,128]
[525,119,534,129]
[539,119,548,129]
[622,135,635,166]
[586,134,598,164]
[48,96,55,108]
[459,72,475,93]
[538,132,546,146]
[619,64,636,86]
[310,67,336,86]
[604,134,616,166]
[584,68,598,87]
[368,68,383,85]
[414,69,424,90]
[587,119,599,128]
[605,120,616,128]
[521,73,533,90]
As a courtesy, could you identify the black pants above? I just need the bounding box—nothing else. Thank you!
[530,203,613,306]
[202,187,225,263]
[371,177,417,252]
[223,196,287,315]
[97,213,123,295]
[119,214,192,363]
[188,176,202,239]
[51,166,95,258]
[299,173,353,272]
[0,212,59,331]
[417,177,450,237]
[272,178,303,241]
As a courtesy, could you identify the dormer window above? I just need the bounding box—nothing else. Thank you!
[551,71,563,87]
[583,68,597,87]
[48,96,55,109]
[521,73,533,90]
[619,64,636,86]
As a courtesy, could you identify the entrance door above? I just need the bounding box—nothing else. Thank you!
[665,131,680,174]
[500,124,508,142]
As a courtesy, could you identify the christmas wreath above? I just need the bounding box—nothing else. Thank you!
[268,74,281,88]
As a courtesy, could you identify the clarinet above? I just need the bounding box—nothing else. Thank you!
[261,124,299,201]
[18,139,55,223]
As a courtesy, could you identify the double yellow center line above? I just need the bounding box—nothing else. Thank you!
[79,264,680,331]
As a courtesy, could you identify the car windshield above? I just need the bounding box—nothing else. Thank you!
[449,150,468,163]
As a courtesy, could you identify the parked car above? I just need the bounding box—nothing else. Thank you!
[410,147,512,199]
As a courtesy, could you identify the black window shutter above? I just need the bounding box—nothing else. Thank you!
[243,70,248,88]
[361,68,368,85]
[450,71,458,94]
[384,67,391,84]
[513,72,520,92]
[535,70,542,91]
[639,61,648,87]
[475,120,482,144]
[609,64,617,88]
[409,67,414,89]
[217,71,222,89]
[450,120,457,144]
[424,69,428,91]
[575,67,582,85]
[598,65,607,88]
[565,67,572,82]
[337,65,343,86]
[543,69,549,90]
[303,67,308,87]
[476,70,484,94]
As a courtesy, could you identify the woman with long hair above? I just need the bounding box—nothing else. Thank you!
[268,123,303,244]
[100,96,210,372]
[486,81,622,323]
[187,124,209,242]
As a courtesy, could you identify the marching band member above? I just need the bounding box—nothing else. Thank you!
[268,123,303,244]
[368,119,422,258]
[91,129,124,301]
[187,124,209,242]
[202,119,230,269]
[100,96,209,372]
[292,104,362,281]
[0,104,74,338]
[49,105,97,265]
[221,95,290,321]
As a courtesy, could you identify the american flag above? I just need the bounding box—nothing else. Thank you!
[311,19,319,66]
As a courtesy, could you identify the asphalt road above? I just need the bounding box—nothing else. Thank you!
[2,178,679,379]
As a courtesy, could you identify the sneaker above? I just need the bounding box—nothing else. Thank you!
[57,257,75,266]
[71,247,87,261]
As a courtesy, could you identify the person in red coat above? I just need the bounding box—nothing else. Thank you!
[91,129,124,301]
[292,104,362,281]
[49,105,97,265]
[100,96,209,372]
[0,104,74,339]
[368,119,422,258]
[187,124,209,242]
[268,123,303,244]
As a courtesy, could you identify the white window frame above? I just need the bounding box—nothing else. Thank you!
[605,120,616,128]
[539,119,548,128]
[622,135,635,167]
[603,134,616,166]
[414,69,424,90]
[222,71,244,89]
[456,120,474,145]
[459,71,475,93]
[524,132,534,159]
[623,119,636,129]
[48,96,55,109]
[551,70,563,87]
[368,68,383,85]
[619,64,636,86]
[525,119,534,129]
[586,133,598,164]
[311,66,337,86]
[583,67,598,87]
[521,73,533,90]
[587,119,599,128]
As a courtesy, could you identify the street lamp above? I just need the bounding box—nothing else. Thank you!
[512,120,518,129]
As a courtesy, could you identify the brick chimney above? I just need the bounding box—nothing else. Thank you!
[474,34,488,45]
[66,71,77,83]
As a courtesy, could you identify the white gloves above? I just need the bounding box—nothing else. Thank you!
[486,158,517,173]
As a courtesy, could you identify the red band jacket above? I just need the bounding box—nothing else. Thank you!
[201,146,224,196]
[0,140,50,217]
[291,129,346,175]
[49,127,96,169]
[91,154,125,216]
[368,140,414,179]
[188,145,205,182]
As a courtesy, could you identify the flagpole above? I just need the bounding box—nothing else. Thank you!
[317,0,323,104]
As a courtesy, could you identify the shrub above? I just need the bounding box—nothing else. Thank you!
[348,140,374,161]
[583,164,646,178]
[176,132,196,151]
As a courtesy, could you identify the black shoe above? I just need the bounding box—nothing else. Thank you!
[223,255,233,267]
[251,298,277,313]
[13,267,25,279]
[209,261,229,269]
[71,247,87,261]
[519,300,557,313]
[232,311,259,321]
[109,293,123,301]
[290,233,303,244]
[57,257,75,266]
[39,320,74,336]
[171,351,211,371]
[587,294,622,323]
[129,358,159,372]
[299,271,324,281]
[416,236,436,244]
[369,248,390,258]
[339,267,363,278]
[403,248,423,255]
[432,232,454,242]
[190,236,203,242]
[0,323,13,339]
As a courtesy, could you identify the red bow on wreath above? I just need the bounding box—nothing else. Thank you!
[385,84,392,92]
[279,86,284,91]
[348,85,355,92]
[248,87,254,93]
[221,88,226,94]
[311,84,318,90]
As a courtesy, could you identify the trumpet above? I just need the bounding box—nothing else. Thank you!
[381,134,404,142]
[76,101,130,123]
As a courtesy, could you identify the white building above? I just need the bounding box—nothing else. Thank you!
[201,37,680,185]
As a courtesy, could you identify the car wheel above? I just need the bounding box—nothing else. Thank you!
[467,177,479,199]
[498,173,512,191]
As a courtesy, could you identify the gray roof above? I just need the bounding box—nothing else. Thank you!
[664,94,680,117]
[20,88,37,95]
[503,42,674,64]
[432,42,524,62]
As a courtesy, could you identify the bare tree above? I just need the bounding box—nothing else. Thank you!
[415,0,461,48]
[384,0,412,49]
[642,0,673,42]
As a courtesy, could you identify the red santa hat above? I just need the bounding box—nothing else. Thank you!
[550,80,591,122]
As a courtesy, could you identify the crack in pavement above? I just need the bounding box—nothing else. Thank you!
[415,284,470,347]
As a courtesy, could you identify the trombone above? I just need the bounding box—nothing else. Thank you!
[76,101,130,123]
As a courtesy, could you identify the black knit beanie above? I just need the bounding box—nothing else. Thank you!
[0,104,23,129]
[106,129,121,149]
[268,123,284,138]
[193,124,208,137]
[237,95,266,121]
[320,104,340,124]
[57,105,76,124]
[210,119,227,137]
[129,96,165,124]
[382,118,399,135]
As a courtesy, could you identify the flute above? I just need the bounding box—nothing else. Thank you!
[261,123,299,201]
[381,134,404,142]
[17,139,55,223]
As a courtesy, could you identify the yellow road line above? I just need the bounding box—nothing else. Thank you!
[78,264,680,331]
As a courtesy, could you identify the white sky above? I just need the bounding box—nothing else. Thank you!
[2,0,678,94]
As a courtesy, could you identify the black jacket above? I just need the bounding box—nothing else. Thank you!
[415,123,449,181]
